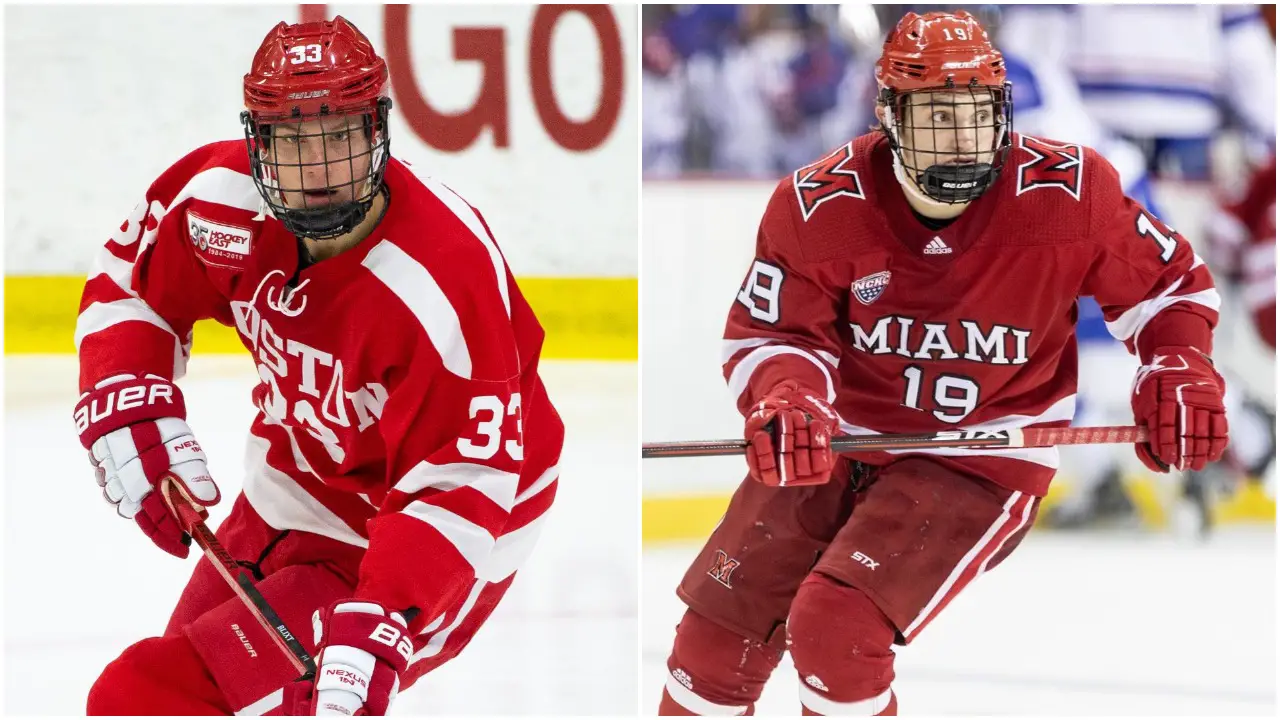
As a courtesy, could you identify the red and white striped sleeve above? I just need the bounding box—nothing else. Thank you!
[353,183,528,626]
[75,145,242,391]
[722,179,845,416]
[1081,149,1222,362]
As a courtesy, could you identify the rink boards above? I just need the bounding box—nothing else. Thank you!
[4,275,637,361]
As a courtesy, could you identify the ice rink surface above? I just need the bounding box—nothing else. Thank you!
[644,528,1276,716]
[4,357,638,715]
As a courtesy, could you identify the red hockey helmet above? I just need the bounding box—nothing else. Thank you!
[241,16,392,239]
[874,11,1012,204]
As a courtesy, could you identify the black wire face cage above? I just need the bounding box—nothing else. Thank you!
[241,97,392,240]
[880,83,1013,204]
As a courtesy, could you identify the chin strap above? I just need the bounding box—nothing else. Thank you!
[880,101,1005,207]
[896,160,965,214]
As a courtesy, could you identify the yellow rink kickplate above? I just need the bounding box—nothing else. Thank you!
[642,494,731,544]
[4,275,636,360]
[644,473,1275,544]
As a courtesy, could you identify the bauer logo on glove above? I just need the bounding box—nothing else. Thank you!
[74,374,220,558]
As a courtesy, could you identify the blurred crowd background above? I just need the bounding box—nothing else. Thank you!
[642,4,1276,183]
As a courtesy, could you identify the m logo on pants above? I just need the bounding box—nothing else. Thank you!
[707,550,740,589]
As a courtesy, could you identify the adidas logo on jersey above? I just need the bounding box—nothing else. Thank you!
[924,236,952,255]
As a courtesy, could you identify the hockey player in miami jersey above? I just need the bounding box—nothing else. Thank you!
[74,16,563,716]
[658,11,1226,716]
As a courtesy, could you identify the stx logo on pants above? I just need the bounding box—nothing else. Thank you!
[707,550,740,589]
[852,551,879,570]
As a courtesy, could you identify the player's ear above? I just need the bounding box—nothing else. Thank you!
[873,105,888,127]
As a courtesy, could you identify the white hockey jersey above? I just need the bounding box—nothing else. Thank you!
[998,5,1276,144]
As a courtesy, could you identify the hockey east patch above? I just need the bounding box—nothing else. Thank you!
[187,211,252,268]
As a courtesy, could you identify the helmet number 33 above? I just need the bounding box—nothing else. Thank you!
[288,44,323,64]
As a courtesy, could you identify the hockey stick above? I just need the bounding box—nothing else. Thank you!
[642,425,1148,459]
[160,478,317,680]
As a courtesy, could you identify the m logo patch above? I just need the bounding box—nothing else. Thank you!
[707,550,740,589]
[852,271,891,305]
[793,143,864,222]
[1015,135,1084,200]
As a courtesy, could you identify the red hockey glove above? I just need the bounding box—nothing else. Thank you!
[1131,347,1229,472]
[744,381,840,487]
[73,374,220,558]
[283,601,412,716]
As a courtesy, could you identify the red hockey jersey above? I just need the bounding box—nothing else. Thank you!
[724,132,1220,497]
[75,141,563,679]
[1213,156,1276,349]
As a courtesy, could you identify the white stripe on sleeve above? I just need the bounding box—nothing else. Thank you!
[74,298,181,351]
[88,246,138,296]
[400,502,495,569]
[418,177,511,318]
[1105,279,1222,343]
[362,240,472,379]
[727,344,837,404]
[478,513,550,582]
[514,464,559,505]
[412,580,485,662]
[167,167,264,214]
[393,460,519,512]
[721,337,774,364]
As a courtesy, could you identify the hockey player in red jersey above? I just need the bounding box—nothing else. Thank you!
[74,16,563,716]
[1209,155,1276,350]
[658,11,1227,716]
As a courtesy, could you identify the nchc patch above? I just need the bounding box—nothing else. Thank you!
[851,270,891,306]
